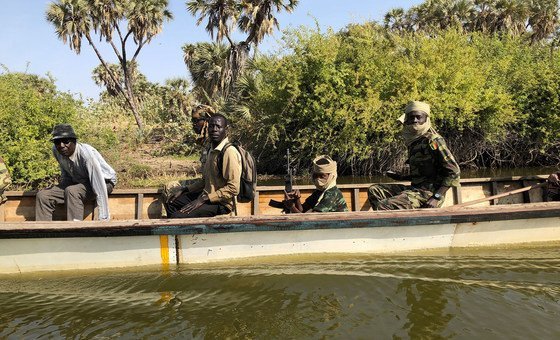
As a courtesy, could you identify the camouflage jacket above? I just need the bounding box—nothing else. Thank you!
[407,132,460,189]
[0,157,12,203]
[303,186,349,213]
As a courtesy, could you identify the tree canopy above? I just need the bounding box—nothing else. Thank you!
[46,0,173,131]
[384,0,560,44]
[0,72,82,186]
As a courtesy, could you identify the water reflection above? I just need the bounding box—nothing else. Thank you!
[0,248,559,338]
[396,260,459,339]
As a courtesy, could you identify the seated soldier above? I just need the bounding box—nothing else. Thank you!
[169,114,241,218]
[546,171,560,201]
[164,104,214,216]
[368,101,460,210]
[284,155,348,213]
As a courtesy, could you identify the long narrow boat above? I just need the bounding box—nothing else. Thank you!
[1,175,559,274]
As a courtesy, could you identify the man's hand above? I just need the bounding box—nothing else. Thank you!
[548,173,559,185]
[168,187,186,203]
[283,189,302,213]
[385,170,403,181]
[423,197,439,208]
[178,193,207,215]
[284,189,301,200]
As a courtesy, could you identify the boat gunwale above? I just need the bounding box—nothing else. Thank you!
[1,202,559,239]
[3,175,550,196]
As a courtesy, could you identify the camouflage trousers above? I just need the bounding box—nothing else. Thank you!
[367,184,442,210]
[546,183,560,202]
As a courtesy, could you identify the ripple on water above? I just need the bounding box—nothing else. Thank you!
[0,247,559,338]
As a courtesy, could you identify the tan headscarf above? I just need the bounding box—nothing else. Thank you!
[312,155,338,193]
[399,101,437,146]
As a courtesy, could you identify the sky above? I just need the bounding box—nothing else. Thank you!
[0,1,422,100]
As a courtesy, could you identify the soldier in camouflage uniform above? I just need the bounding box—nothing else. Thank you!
[0,157,11,204]
[284,155,348,213]
[546,171,560,201]
[368,101,460,210]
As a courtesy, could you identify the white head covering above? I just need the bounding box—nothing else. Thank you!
[399,101,436,146]
[312,155,338,192]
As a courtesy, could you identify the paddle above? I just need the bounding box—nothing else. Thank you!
[447,181,548,210]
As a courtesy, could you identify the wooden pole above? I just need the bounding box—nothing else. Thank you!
[447,182,547,210]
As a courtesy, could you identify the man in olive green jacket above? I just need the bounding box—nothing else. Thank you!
[168,114,241,218]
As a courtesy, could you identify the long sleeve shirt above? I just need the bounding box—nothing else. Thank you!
[53,143,117,220]
[407,132,461,190]
[187,137,241,211]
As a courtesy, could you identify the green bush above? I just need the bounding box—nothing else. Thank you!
[232,25,560,174]
[0,72,82,187]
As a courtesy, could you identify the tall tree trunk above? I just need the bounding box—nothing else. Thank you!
[125,82,144,132]
[85,33,144,132]
[122,58,144,132]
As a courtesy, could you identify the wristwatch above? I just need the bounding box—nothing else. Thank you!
[432,193,443,201]
[199,192,209,202]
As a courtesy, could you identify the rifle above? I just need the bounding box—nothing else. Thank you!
[269,149,293,209]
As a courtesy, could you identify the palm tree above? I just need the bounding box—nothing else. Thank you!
[187,0,239,45]
[161,78,193,120]
[472,0,498,33]
[493,0,529,36]
[528,0,559,43]
[46,0,92,54]
[238,0,299,46]
[451,0,476,31]
[384,8,407,32]
[92,61,145,97]
[46,0,173,131]
[185,0,299,106]
[183,42,232,105]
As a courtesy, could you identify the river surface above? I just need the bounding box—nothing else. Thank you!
[0,246,559,338]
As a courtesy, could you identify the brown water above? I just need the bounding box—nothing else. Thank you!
[0,247,559,338]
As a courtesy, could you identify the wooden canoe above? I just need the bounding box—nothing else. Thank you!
[0,175,559,274]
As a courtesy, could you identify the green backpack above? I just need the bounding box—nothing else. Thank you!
[218,142,257,203]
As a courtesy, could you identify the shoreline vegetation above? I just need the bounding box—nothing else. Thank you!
[1,0,560,189]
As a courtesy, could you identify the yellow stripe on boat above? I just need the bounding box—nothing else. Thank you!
[159,235,169,267]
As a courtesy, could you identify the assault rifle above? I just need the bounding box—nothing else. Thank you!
[268,149,294,210]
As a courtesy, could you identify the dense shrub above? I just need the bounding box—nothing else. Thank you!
[0,73,82,187]
[232,25,560,175]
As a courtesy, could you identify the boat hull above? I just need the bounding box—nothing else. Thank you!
[1,203,559,274]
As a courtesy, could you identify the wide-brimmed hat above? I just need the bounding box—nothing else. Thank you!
[51,124,78,141]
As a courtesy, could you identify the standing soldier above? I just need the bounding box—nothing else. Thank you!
[368,101,460,210]
[0,156,12,205]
